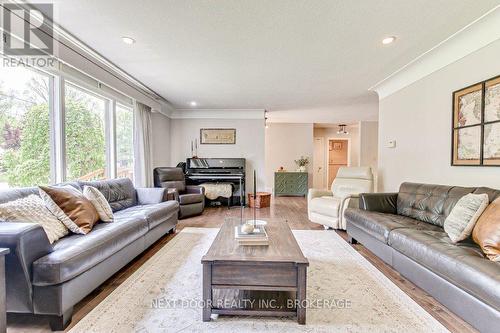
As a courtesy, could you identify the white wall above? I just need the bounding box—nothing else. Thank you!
[151,112,171,168]
[359,121,379,190]
[265,123,314,192]
[378,38,500,192]
[169,118,265,190]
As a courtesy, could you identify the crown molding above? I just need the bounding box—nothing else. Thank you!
[170,109,265,119]
[370,6,500,100]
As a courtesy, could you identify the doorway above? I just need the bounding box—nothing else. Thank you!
[327,139,349,188]
[313,137,325,189]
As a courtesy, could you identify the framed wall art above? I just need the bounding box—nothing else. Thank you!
[200,128,236,144]
[452,75,500,166]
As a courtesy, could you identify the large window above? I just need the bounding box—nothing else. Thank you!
[116,104,134,181]
[0,62,136,188]
[65,83,107,181]
[0,66,51,189]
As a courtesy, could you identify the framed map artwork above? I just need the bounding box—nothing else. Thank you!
[452,75,500,166]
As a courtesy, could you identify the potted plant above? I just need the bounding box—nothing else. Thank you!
[294,156,309,172]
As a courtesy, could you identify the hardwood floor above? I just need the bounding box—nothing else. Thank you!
[7,197,476,332]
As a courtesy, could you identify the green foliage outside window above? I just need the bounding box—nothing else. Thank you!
[1,97,106,187]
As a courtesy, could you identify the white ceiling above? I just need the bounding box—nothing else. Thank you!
[36,0,500,120]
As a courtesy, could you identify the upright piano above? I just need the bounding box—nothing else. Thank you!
[185,158,246,206]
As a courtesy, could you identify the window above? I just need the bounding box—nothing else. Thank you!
[116,104,134,181]
[0,59,136,187]
[64,83,108,181]
[0,66,51,189]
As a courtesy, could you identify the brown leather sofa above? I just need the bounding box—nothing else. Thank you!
[345,182,500,333]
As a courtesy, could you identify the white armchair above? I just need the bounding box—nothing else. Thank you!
[308,167,373,230]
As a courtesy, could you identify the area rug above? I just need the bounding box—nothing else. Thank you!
[69,228,449,333]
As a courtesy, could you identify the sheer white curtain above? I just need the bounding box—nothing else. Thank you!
[134,101,153,187]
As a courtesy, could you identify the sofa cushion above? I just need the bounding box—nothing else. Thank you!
[32,213,148,286]
[309,196,341,218]
[389,228,500,310]
[179,193,204,205]
[118,201,179,229]
[345,208,442,243]
[78,178,136,212]
[397,183,476,227]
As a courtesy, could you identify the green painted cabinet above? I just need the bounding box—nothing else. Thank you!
[274,172,308,197]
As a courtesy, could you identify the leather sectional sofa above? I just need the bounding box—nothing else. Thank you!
[0,178,179,330]
[345,182,500,333]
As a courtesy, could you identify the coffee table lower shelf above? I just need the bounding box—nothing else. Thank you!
[202,262,307,324]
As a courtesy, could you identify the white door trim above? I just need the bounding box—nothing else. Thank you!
[313,137,326,189]
[326,137,351,189]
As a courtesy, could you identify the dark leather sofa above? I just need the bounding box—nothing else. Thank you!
[153,167,205,219]
[0,178,179,330]
[345,182,500,333]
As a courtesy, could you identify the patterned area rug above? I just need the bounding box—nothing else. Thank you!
[69,228,449,333]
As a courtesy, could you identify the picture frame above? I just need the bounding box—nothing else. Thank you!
[451,74,500,166]
[200,128,236,144]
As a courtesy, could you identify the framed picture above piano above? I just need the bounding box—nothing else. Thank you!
[200,128,236,144]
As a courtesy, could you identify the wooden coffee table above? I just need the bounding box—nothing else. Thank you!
[201,217,309,324]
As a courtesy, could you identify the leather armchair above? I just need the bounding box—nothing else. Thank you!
[153,167,205,219]
[308,166,373,230]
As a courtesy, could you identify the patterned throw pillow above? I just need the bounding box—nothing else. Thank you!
[83,186,114,222]
[0,194,69,243]
[39,185,99,234]
[444,193,489,243]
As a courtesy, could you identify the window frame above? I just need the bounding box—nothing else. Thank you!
[115,103,135,182]
[0,65,55,186]
[63,80,111,181]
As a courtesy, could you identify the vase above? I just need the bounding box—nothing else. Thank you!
[297,166,306,172]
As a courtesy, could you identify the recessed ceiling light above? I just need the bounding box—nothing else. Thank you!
[382,36,396,45]
[189,101,197,107]
[121,36,136,45]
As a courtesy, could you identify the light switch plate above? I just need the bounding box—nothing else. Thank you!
[386,140,396,148]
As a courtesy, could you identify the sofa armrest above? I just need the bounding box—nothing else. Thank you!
[136,187,166,205]
[185,185,205,195]
[359,193,398,214]
[338,194,360,229]
[0,223,52,310]
[307,189,333,202]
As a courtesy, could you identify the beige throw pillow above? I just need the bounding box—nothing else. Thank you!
[444,193,489,243]
[0,195,69,243]
[83,186,113,222]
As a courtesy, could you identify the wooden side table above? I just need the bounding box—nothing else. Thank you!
[0,248,9,333]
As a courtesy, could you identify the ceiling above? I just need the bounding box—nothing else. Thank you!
[35,0,499,119]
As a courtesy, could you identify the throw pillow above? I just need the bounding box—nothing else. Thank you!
[82,186,113,222]
[444,193,489,243]
[39,185,99,234]
[473,197,500,261]
[0,195,69,243]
